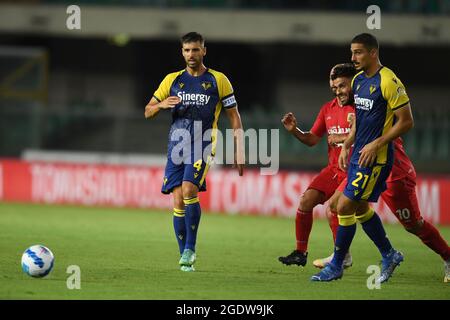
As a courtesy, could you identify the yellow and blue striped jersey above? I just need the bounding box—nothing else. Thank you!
[153,68,236,156]
[351,66,409,166]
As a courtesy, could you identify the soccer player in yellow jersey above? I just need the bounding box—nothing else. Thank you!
[145,32,244,271]
[312,33,414,282]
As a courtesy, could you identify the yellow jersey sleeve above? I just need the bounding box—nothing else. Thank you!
[153,71,181,102]
[380,68,410,111]
[209,69,237,109]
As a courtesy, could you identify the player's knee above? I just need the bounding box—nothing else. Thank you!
[329,197,338,213]
[325,206,335,221]
[182,182,199,199]
[355,202,370,215]
[336,197,356,216]
[336,198,357,226]
[174,197,184,209]
[299,194,316,212]
[172,187,184,208]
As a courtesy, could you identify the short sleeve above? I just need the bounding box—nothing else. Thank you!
[310,106,326,137]
[153,72,179,102]
[216,72,237,109]
[380,69,410,111]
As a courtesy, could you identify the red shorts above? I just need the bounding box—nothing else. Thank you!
[382,176,422,228]
[308,166,347,203]
[337,175,422,228]
[337,178,346,193]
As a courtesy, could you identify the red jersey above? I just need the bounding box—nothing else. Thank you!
[388,137,416,182]
[310,98,354,168]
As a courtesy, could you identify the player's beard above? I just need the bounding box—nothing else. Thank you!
[338,93,351,106]
[187,58,200,69]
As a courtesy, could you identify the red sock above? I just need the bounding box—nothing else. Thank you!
[295,209,313,252]
[416,220,450,261]
[329,210,339,243]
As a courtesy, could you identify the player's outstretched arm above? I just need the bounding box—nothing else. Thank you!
[144,96,180,119]
[281,112,320,147]
[358,104,414,167]
[225,106,244,176]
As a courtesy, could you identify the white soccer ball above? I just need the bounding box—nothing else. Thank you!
[21,245,55,278]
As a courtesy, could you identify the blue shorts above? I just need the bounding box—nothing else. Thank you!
[343,162,392,202]
[161,155,212,194]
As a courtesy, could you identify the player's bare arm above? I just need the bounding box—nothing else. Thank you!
[281,112,320,147]
[144,96,181,119]
[338,117,356,171]
[330,111,353,146]
[358,104,414,167]
[328,133,348,146]
[225,106,245,176]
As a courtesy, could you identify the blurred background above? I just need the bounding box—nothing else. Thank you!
[0,0,449,172]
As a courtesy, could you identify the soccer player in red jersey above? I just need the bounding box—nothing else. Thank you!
[278,63,357,267]
[314,134,450,282]
[309,73,450,282]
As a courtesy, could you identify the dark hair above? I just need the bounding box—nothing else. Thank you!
[351,33,379,51]
[330,63,357,80]
[181,32,205,46]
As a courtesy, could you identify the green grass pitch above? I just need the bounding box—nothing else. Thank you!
[0,202,449,299]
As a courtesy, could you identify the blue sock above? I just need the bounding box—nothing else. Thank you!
[173,209,186,255]
[359,211,392,258]
[184,197,201,252]
[331,215,357,268]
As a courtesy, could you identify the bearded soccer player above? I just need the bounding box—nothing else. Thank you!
[145,32,244,272]
[312,33,414,282]
[278,63,356,267]
[314,118,450,284]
